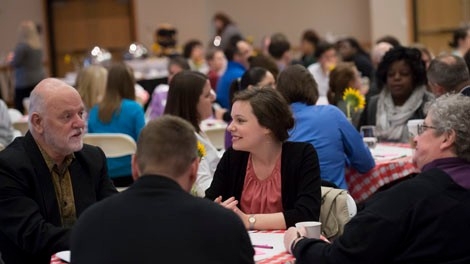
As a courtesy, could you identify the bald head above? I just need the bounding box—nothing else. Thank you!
[427,54,470,96]
[29,78,82,117]
[29,78,85,164]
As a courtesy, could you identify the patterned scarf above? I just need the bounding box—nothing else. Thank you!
[376,85,426,142]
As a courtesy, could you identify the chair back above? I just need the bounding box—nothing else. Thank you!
[12,121,29,136]
[201,119,227,151]
[23,97,30,114]
[203,126,226,150]
[83,133,137,158]
[320,186,357,240]
[8,108,23,122]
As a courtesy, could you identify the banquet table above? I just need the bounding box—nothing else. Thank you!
[345,143,418,203]
[51,230,295,264]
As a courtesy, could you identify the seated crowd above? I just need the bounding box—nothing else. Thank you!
[2,13,470,264]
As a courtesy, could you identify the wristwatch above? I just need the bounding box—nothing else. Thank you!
[248,214,256,230]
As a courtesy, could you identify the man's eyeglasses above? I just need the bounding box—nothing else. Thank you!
[417,124,437,135]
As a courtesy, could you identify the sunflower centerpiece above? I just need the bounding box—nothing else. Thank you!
[342,87,365,121]
[197,141,206,160]
[191,141,206,197]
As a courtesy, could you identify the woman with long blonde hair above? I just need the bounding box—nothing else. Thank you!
[8,20,45,114]
[75,65,108,133]
[76,65,108,110]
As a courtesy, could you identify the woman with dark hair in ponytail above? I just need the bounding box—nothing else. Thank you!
[449,27,470,57]
[223,67,275,148]
[212,12,243,49]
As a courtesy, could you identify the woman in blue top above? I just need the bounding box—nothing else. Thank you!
[88,63,145,187]
[276,64,374,189]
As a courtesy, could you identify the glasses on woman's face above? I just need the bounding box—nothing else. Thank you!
[417,123,437,135]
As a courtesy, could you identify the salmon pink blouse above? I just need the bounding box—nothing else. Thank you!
[240,154,283,214]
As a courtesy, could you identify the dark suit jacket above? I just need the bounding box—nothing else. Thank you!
[0,132,117,264]
[71,175,254,264]
[206,141,321,227]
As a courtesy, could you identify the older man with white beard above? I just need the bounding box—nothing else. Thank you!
[0,78,117,264]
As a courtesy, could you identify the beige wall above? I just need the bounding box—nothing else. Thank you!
[1,0,411,72]
[134,0,210,48]
[135,0,372,50]
[0,0,47,61]
[369,0,410,45]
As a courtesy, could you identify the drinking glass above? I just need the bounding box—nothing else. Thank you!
[360,125,377,149]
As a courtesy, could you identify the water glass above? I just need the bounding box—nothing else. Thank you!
[360,125,377,149]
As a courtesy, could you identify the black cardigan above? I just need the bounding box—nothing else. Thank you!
[293,168,470,263]
[205,141,321,227]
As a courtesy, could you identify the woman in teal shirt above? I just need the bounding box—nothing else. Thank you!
[88,63,145,187]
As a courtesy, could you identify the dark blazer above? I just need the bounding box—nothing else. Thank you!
[205,141,321,227]
[71,175,255,264]
[0,132,117,264]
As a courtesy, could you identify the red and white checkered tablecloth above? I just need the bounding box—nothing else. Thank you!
[50,249,295,264]
[257,253,295,264]
[50,254,66,264]
[253,230,295,264]
[346,144,418,203]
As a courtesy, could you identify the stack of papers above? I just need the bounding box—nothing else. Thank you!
[249,232,286,261]
[56,250,70,263]
[370,144,413,162]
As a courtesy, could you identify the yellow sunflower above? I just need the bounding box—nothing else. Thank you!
[342,87,365,119]
[191,141,206,197]
[197,141,206,159]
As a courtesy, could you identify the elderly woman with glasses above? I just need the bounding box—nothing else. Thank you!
[284,93,470,263]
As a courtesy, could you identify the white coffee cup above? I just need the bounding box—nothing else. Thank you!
[407,119,423,146]
[295,221,322,239]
